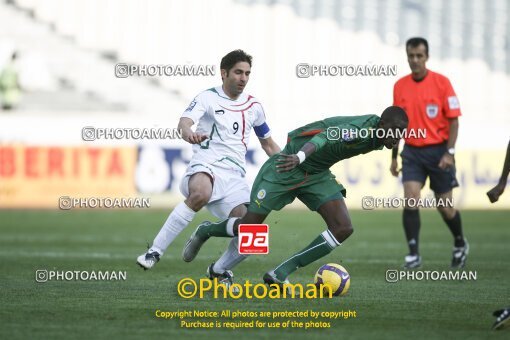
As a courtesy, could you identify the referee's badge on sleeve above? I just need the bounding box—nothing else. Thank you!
[426,104,439,118]
[448,96,460,110]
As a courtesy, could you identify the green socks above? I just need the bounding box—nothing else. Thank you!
[197,218,237,238]
[274,230,341,280]
[197,222,343,281]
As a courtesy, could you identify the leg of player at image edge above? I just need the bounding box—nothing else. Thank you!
[493,308,510,330]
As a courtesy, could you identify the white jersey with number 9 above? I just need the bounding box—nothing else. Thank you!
[181,86,271,175]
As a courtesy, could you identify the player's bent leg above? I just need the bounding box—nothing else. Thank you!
[211,237,248,273]
[228,203,247,218]
[262,272,293,295]
[199,211,266,238]
[206,229,246,294]
[181,220,214,263]
[210,204,250,273]
[402,181,423,269]
[318,199,353,242]
[184,172,214,211]
[182,211,268,262]
[435,190,468,268]
[206,262,240,294]
[202,206,250,294]
[270,199,347,283]
[493,308,510,330]
[238,211,267,223]
[137,200,199,270]
[137,172,213,270]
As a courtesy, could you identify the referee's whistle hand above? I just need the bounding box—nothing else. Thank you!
[438,153,454,170]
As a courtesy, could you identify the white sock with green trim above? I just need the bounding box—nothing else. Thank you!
[213,236,248,273]
[151,202,195,255]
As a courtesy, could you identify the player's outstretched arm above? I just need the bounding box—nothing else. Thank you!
[258,136,281,156]
[178,117,207,144]
[276,142,316,172]
[390,144,400,177]
[487,139,510,203]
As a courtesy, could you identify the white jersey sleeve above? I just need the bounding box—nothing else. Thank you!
[181,93,208,123]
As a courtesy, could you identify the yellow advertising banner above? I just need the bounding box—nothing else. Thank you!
[0,145,507,209]
[0,145,137,208]
[330,149,510,210]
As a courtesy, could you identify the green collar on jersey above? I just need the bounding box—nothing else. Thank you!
[208,87,236,101]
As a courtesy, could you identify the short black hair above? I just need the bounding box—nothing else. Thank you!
[220,49,252,75]
[381,106,409,127]
[406,37,429,56]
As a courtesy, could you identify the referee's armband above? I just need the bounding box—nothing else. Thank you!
[254,122,271,139]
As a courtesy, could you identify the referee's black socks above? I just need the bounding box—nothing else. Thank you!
[443,211,465,248]
[403,209,420,255]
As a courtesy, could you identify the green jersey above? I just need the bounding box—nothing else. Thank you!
[283,115,384,174]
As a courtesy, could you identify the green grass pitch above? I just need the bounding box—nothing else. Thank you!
[1,209,509,339]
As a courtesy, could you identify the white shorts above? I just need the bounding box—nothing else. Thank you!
[179,163,250,219]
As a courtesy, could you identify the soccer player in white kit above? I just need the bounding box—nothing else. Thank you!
[137,50,281,280]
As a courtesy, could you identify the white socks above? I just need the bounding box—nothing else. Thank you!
[151,202,195,255]
[212,236,248,273]
[226,218,238,236]
[321,229,342,248]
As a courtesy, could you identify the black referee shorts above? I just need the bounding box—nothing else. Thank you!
[401,143,459,194]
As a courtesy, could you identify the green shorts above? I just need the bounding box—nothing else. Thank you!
[248,154,346,215]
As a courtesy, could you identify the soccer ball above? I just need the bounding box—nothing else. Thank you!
[314,263,351,296]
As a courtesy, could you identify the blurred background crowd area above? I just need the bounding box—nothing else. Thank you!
[0,0,508,208]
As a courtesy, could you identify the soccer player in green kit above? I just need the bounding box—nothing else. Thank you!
[183,106,408,287]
